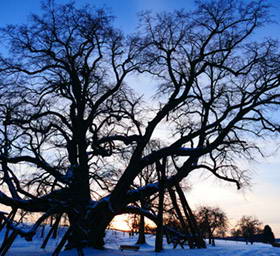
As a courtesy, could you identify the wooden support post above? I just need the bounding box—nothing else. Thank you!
[52,227,72,256]
[2,209,17,243]
[76,247,84,256]
[52,214,62,239]
[0,212,8,232]
[175,184,206,248]
[164,226,171,244]
[155,158,166,252]
[40,224,45,238]
[0,230,18,256]
[41,214,62,249]
[41,226,54,249]
[136,209,146,244]
[168,187,189,232]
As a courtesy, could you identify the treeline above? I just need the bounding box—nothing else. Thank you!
[127,206,276,246]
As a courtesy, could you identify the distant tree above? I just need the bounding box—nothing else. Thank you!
[196,206,228,246]
[262,225,275,244]
[0,0,279,251]
[235,216,262,244]
[230,228,242,238]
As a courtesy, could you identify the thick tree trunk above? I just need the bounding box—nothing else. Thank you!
[86,201,115,249]
[66,211,88,249]
[65,152,91,249]
[65,202,115,250]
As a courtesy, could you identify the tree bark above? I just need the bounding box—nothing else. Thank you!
[86,201,115,249]
[136,214,146,244]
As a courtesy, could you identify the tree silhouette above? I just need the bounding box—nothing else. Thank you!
[196,206,228,246]
[0,0,279,251]
[262,225,275,244]
[235,215,262,244]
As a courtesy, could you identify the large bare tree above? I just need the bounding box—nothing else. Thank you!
[0,0,279,250]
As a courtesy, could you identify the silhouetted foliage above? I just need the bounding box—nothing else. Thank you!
[196,206,228,246]
[234,216,262,244]
[262,225,275,244]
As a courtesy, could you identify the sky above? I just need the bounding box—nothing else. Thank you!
[0,0,280,237]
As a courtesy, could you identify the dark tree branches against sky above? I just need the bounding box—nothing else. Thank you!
[0,0,279,250]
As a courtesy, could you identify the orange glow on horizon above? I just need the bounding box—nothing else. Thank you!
[110,214,156,232]
[111,215,131,231]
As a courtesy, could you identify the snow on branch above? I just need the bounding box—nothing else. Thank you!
[96,135,141,145]
[0,155,69,185]
[141,146,202,166]
[0,210,58,241]
[121,205,158,224]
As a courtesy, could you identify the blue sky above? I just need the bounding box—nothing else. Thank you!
[0,0,279,37]
[0,0,193,29]
[0,0,280,236]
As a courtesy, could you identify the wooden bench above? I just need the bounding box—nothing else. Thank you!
[171,236,188,249]
[272,242,280,247]
[119,245,140,251]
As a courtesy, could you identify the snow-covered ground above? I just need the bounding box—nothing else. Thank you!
[2,228,280,256]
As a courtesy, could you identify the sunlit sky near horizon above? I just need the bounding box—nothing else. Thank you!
[0,0,280,237]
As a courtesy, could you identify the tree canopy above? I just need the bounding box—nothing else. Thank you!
[0,0,279,250]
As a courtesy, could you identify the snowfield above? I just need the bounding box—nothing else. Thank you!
[2,229,280,256]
